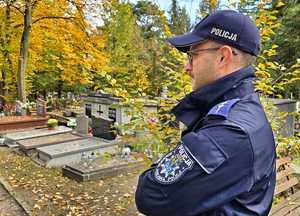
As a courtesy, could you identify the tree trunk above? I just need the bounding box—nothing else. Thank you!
[0,2,13,105]
[57,80,63,98]
[0,69,5,106]
[17,0,32,103]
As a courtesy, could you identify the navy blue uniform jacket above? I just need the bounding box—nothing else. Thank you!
[135,66,276,216]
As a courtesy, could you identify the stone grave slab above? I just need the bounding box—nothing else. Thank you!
[17,133,87,150]
[37,139,117,167]
[62,154,144,182]
[4,126,72,142]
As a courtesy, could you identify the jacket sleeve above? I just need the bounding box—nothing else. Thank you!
[135,125,254,216]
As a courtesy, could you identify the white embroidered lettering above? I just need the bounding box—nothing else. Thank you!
[210,27,238,41]
[231,34,237,41]
[211,27,217,34]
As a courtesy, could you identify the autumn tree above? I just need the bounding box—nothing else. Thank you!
[132,1,168,96]
[0,0,109,104]
[28,0,108,99]
[198,0,220,17]
[168,0,191,34]
[0,0,18,104]
[99,0,149,98]
[272,0,300,98]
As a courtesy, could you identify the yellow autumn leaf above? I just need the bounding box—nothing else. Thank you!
[266,62,278,69]
[111,79,117,85]
[258,63,266,70]
[34,204,41,209]
[276,1,285,7]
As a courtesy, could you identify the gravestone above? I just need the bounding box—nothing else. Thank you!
[37,138,117,167]
[76,115,89,135]
[62,154,144,182]
[91,116,116,140]
[15,100,26,116]
[269,98,297,137]
[0,136,5,146]
[18,133,86,150]
[4,126,72,142]
[36,99,46,117]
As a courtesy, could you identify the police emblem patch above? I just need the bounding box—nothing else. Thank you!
[154,144,195,184]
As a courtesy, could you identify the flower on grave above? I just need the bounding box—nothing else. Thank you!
[3,103,16,112]
[47,118,58,128]
[148,117,159,124]
[26,101,36,109]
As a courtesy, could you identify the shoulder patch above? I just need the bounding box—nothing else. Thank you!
[154,144,195,184]
[207,98,240,118]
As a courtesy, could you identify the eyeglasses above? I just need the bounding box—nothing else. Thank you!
[186,47,238,64]
[187,47,220,64]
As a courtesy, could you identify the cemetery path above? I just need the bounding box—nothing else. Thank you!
[0,183,27,216]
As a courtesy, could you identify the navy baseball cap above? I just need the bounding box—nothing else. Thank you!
[168,10,260,56]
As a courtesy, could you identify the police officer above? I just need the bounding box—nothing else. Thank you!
[135,10,276,216]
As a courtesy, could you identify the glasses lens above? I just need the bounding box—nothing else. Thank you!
[188,54,192,64]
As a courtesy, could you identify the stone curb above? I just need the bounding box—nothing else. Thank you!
[0,176,32,216]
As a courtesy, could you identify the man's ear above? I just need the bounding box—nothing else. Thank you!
[218,46,233,66]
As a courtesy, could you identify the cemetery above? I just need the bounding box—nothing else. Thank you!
[0,0,299,215]
[0,90,299,215]
[0,99,148,215]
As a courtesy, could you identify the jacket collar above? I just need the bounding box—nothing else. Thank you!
[171,65,256,128]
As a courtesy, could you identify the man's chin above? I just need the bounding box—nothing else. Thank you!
[191,81,199,91]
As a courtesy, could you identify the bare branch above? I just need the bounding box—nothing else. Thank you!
[14,16,76,28]
[13,23,23,28]
[11,4,24,14]
[32,16,76,25]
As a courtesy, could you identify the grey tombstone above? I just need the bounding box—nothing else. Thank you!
[269,98,297,137]
[36,99,46,117]
[62,154,144,182]
[36,138,117,167]
[76,115,89,135]
[15,100,22,116]
[15,100,26,116]
[0,136,5,146]
[17,133,86,151]
[4,126,72,142]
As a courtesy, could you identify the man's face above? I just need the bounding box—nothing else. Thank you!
[185,41,220,91]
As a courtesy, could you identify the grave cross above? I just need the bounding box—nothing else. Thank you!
[97,105,103,115]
